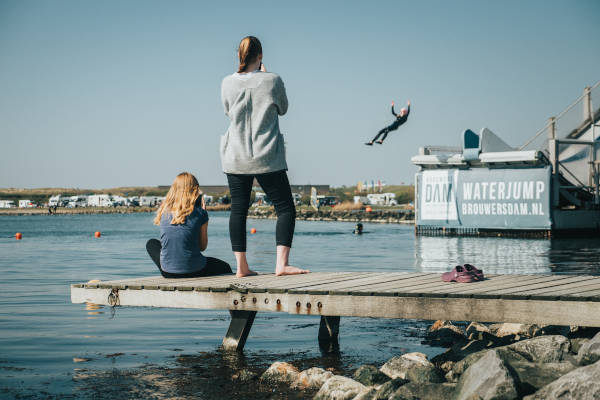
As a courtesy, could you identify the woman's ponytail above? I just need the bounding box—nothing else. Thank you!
[238,36,262,73]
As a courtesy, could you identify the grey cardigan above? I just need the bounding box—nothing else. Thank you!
[220,71,289,174]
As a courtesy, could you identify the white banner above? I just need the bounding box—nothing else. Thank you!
[420,170,458,220]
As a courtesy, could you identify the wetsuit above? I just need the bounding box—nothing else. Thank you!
[370,104,410,143]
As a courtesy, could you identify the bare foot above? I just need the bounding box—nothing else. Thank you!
[275,266,310,276]
[236,269,258,278]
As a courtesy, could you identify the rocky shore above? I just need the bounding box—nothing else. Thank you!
[248,208,415,224]
[249,321,600,399]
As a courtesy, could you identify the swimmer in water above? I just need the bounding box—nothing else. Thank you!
[365,100,410,145]
[353,223,364,235]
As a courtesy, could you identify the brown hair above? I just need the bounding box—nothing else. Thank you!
[237,36,262,73]
[154,172,203,225]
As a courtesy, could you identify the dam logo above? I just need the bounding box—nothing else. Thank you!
[420,170,458,221]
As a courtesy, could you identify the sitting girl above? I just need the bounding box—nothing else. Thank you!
[146,172,232,278]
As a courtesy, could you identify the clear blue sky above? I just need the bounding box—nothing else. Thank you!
[1,0,599,188]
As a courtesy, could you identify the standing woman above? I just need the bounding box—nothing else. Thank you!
[220,36,308,277]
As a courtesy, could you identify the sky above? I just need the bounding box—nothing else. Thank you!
[1,0,599,189]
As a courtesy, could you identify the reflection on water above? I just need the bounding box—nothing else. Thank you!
[415,236,600,275]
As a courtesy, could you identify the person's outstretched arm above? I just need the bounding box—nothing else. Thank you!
[405,100,411,117]
[391,101,397,117]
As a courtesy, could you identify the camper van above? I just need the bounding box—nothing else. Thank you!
[48,195,67,207]
[87,194,113,207]
[18,200,36,208]
[67,196,87,208]
[0,200,16,208]
[366,193,397,206]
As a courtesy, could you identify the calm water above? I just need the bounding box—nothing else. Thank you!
[1,212,599,398]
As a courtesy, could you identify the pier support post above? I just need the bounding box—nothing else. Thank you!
[318,316,340,353]
[222,310,256,351]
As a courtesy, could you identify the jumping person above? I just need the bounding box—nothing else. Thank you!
[366,100,411,145]
[146,172,232,278]
[221,35,309,277]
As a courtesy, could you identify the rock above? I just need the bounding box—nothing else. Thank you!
[506,335,570,363]
[466,322,491,338]
[380,352,444,383]
[568,326,600,339]
[508,361,576,395]
[353,364,390,386]
[523,360,600,400]
[576,331,600,366]
[259,361,299,384]
[446,346,527,383]
[290,367,333,390]
[426,320,467,347]
[373,378,409,400]
[389,382,457,400]
[353,387,377,400]
[232,368,258,382]
[569,338,589,355]
[489,323,539,339]
[313,375,366,400]
[433,338,499,367]
[455,350,519,400]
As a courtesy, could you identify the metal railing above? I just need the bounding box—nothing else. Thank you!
[520,81,600,152]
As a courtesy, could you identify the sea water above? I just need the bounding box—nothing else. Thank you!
[0,212,599,398]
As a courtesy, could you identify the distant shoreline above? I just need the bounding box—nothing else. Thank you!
[0,206,415,224]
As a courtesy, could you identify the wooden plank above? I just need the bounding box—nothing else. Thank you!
[265,272,377,294]
[288,293,600,327]
[288,273,426,294]
[329,274,441,295]
[513,279,600,296]
[411,274,533,294]
[440,275,578,297]
[485,276,591,295]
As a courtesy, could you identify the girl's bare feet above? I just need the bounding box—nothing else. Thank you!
[234,251,258,278]
[275,265,309,276]
[275,245,309,276]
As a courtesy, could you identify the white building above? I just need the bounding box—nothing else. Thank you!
[49,195,64,207]
[0,200,16,208]
[139,196,162,206]
[19,199,36,208]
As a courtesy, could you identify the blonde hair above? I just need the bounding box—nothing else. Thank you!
[238,36,262,73]
[154,172,203,225]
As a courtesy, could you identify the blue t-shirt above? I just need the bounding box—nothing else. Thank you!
[159,206,209,274]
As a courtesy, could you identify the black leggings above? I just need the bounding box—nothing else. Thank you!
[226,170,296,252]
[373,126,393,142]
[146,239,232,278]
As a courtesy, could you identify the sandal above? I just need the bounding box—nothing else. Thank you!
[441,265,475,283]
[463,264,484,281]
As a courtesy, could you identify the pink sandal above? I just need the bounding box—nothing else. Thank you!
[441,265,475,283]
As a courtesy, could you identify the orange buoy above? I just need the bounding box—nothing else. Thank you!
[15,232,22,240]
[250,228,257,234]
[365,206,372,213]
[94,231,101,238]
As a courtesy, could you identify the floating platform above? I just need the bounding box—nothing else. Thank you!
[71,272,600,351]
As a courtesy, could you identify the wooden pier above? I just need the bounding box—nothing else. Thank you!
[71,272,600,351]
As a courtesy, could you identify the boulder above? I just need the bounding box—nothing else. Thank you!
[569,338,589,355]
[523,360,600,400]
[506,335,570,363]
[259,361,299,384]
[425,320,467,347]
[290,367,333,390]
[465,321,491,337]
[232,368,258,382]
[507,361,576,395]
[353,364,390,386]
[455,350,519,400]
[389,382,456,400]
[446,346,527,383]
[313,375,366,400]
[576,331,600,366]
[372,378,409,400]
[380,352,444,383]
[353,387,378,400]
[488,323,539,339]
